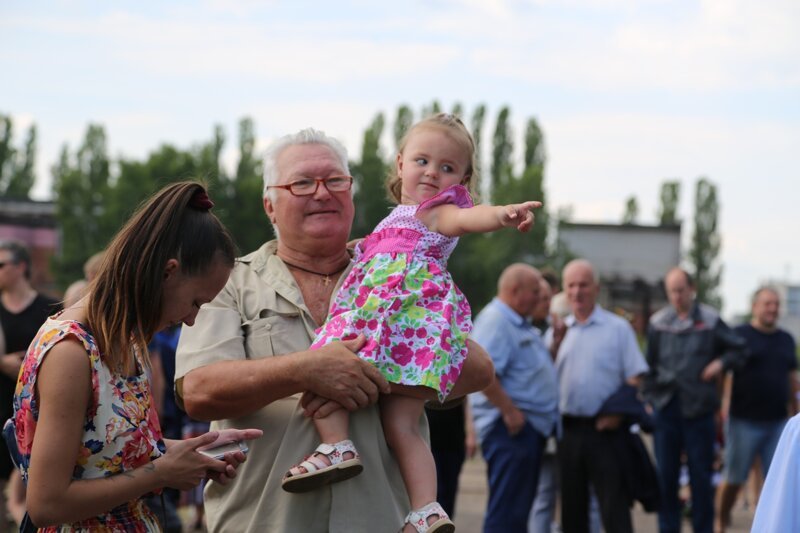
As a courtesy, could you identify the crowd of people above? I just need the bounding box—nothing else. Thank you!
[0,114,797,532]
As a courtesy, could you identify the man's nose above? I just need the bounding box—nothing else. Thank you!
[312,180,333,200]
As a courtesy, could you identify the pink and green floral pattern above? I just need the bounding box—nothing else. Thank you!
[13,317,163,531]
[312,185,473,401]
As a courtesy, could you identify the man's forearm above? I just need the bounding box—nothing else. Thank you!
[179,355,306,421]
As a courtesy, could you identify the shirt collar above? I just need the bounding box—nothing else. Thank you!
[565,305,603,327]
[492,297,529,327]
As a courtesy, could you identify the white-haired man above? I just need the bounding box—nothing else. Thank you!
[175,129,493,532]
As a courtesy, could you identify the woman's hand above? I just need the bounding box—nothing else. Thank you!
[197,428,263,485]
[156,428,261,490]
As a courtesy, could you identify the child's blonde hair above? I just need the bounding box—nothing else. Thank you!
[387,113,480,203]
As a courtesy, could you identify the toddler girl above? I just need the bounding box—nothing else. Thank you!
[282,113,540,533]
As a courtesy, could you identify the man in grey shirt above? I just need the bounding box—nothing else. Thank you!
[644,267,747,533]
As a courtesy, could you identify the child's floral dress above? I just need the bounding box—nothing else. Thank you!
[312,184,474,401]
[12,316,164,531]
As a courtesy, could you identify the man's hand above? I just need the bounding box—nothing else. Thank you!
[300,392,345,419]
[303,335,390,411]
[595,414,623,431]
[701,358,724,382]
[501,405,526,436]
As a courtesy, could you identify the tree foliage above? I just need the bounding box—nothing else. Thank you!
[657,180,681,225]
[351,113,391,239]
[689,177,722,308]
[0,114,37,199]
[622,196,639,224]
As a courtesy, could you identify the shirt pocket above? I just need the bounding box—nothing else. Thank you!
[243,311,301,360]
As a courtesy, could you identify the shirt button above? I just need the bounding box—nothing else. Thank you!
[264,324,272,331]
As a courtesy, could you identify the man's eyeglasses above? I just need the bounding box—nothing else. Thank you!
[267,175,353,197]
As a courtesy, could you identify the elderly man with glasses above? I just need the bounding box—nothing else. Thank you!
[175,129,493,533]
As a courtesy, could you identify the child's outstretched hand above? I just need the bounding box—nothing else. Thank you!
[499,201,542,232]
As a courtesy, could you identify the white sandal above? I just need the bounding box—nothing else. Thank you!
[404,502,455,533]
[281,439,363,493]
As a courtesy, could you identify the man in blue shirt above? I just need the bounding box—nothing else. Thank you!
[470,263,560,533]
[553,259,648,533]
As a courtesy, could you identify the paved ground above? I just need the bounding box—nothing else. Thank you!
[453,455,755,532]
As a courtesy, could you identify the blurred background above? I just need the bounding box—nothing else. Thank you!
[1,0,798,328]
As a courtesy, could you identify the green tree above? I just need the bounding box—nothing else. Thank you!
[227,117,269,253]
[657,180,681,225]
[7,124,37,198]
[420,100,442,119]
[622,196,639,224]
[0,115,37,199]
[51,124,113,287]
[393,105,413,151]
[0,115,14,192]
[689,177,722,308]
[351,113,390,239]
[470,104,487,179]
[490,107,513,194]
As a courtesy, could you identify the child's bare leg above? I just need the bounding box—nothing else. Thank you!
[314,408,350,446]
[282,407,361,492]
[380,394,441,529]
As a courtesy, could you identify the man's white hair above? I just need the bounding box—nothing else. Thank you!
[262,128,350,202]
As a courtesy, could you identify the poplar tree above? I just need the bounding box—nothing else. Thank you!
[657,180,681,225]
[622,196,639,224]
[351,113,390,239]
[689,177,722,308]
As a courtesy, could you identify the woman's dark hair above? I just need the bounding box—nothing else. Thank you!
[86,181,236,374]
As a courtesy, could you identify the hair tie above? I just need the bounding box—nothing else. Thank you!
[189,189,214,211]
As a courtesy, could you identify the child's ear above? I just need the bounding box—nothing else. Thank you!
[396,153,403,177]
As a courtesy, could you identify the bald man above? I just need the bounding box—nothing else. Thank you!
[553,259,648,533]
[469,263,560,533]
[644,267,747,533]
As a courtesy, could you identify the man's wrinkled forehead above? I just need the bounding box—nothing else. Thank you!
[277,143,346,182]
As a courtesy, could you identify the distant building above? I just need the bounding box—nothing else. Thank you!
[0,197,59,294]
[558,221,682,336]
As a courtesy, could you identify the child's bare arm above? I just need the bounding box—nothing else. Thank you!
[418,201,542,237]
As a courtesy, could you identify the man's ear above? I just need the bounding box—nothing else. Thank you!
[264,197,277,224]
[163,258,180,281]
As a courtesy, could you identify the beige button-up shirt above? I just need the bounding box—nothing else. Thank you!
[176,241,422,532]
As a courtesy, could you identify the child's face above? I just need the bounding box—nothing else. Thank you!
[396,128,470,204]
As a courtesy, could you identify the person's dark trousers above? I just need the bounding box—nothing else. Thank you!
[144,493,183,533]
[481,418,546,533]
[558,416,634,533]
[653,396,715,533]
[432,447,466,517]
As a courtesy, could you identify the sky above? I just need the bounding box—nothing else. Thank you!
[2,0,799,318]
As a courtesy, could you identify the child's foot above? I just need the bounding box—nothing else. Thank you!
[403,502,455,533]
[281,439,363,493]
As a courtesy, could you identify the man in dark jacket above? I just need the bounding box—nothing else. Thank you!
[643,267,747,533]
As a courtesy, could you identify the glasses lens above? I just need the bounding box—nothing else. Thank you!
[326,177,351,191]
[289,179,316,195]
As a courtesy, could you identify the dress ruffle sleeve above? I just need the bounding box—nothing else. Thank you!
[417,184,474,212]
